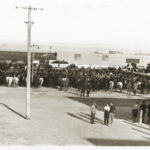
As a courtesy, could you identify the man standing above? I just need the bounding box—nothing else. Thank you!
[90,102,97,124]
[140,100,147,123]
[80,76,86,97]
[86,77,91,98]
[109,103,116,125]
[104,103,110,126]
[132,102,140,123]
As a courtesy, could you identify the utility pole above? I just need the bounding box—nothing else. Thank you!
[16,6,43,119]
[142,54,143,66]
[47,45,52,65]
[50,45,51,53]
[31,44,40,84]
[46,52,48,64]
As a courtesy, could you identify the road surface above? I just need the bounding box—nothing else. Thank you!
[0,87,150,145]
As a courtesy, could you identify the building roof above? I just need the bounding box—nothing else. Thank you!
[0,51,56,62]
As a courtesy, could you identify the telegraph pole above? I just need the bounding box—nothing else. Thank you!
[50,45,51,53]
[16,6,43,119]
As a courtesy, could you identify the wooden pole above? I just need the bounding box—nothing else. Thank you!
[26,6,31,119]
[16,6,43,119]
[31,45,35,84]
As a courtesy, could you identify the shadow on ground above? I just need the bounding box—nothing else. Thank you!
[67,97,148,121]
[66,112,89,124]
[86,138,150,146]
[66,112,104,125]
[0,103,26,119]
[124,120,149,130]
[132,128,150,136]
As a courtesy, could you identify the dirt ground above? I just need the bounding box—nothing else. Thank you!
[0,86,150,146]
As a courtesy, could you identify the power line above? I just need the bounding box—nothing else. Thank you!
[16,5,43,119]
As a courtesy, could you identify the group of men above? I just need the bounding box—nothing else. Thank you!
[90,100,150,126]
[132,100,150,124]
[0,62,150,96]
[90,102,116,126]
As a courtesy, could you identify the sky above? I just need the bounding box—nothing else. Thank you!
[0,0,150,53]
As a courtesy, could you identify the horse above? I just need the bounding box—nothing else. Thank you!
[39,77,44,87]
[109,80,114,90]
[6,76,13,87]
[12,76,19,87]
[137,81,142,90]
[60,77,69,91]
[116,81,123,92]
[6,76,9,86]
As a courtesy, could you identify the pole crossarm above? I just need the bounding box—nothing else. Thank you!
[25,21,34,24]
[16,6,44,11]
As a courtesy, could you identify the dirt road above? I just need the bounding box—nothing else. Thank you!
[0,87,150,145]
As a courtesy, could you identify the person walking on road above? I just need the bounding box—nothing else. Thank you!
[104,103,110,126]
[109,103,116,125]
[140,100,147,123]
[90,102,97,124]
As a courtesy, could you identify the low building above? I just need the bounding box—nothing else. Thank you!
[0,51,57,64]
[57,51,150,67]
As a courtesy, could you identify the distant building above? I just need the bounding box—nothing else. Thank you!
[126,58,140,64]
[74,53,81,60]
[0,51,57,64]
[57,51,150,67]
[1,50,150,67]
[109,50,123,54]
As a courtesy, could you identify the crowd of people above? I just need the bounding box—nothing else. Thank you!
[0,62,150,96]
[0,62,150,127]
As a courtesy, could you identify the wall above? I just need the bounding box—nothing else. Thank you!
[57,52,126,66]
[57,51,150,67]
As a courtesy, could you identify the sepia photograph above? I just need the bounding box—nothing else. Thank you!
[0,0,150,148]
